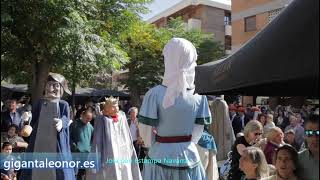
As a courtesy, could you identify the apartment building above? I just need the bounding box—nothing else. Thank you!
[232,0,292,52]
[148,0,232,54]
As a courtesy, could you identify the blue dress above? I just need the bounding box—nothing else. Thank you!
[139,85,212,180]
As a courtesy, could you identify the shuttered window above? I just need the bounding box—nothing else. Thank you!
[245,15,256,32]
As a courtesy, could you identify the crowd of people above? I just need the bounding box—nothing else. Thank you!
[0,38,319,180]
[0,97,145,180]
[225,103,319,180]
[1,94,319,180]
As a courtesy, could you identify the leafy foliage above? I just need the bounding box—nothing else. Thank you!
[119,17,225,105]
[1,0,151,89]
[1,1,225,106]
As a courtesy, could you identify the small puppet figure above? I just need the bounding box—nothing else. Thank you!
[86,96,142,180]
[20,72,75,180]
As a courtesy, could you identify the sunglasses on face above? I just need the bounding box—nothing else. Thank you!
[305,130,320,137]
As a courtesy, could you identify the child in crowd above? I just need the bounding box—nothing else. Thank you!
[1,142,16,180]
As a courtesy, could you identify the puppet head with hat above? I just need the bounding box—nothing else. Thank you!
[44,72,71,100]
[102,96,119,117]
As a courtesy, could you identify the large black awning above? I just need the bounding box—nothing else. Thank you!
[195,0,319,97]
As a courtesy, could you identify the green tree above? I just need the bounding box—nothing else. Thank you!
[1,0,151,105]
[120,17,225,106]
[119,21,168,106]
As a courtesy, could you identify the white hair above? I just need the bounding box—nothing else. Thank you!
[128,107,138,114]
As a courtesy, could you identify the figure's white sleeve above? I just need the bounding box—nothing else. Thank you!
[138,88,159,148]
[138,123,154,148]
[192,125,204,143]
[192,95,211,143]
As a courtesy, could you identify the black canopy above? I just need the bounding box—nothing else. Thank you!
[195,0,319,97]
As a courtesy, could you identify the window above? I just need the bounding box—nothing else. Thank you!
[188,18,201,30]
[224,11,231,25]
[245,15,256,32]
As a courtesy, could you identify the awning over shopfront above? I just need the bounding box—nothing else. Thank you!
[195,0,319,97]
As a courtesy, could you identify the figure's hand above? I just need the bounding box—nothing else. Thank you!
[71,143,79,152]
[152,127,157,134]
[54,118,63,132]
[22,112,30,122]
[68,120,73,127]
[137,137,144,145]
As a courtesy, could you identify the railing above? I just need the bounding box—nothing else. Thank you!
[224,20,231,25]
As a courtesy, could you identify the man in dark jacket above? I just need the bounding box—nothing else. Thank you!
[232,106,250,137]
[1,99,23,132]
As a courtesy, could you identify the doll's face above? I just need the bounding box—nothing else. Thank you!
[45,81,63,99]
[103,104,119,116]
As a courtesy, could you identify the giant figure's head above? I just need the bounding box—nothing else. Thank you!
[102,96,119,116]
[44,73,71,100]
[162,38,197,109]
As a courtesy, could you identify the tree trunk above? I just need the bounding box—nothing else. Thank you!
[130,87,141,108]
[71,84,76,119]
[71,59,76,119]
[32,60,49,107]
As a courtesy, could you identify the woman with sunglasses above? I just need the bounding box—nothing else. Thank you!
[228,120,264,180]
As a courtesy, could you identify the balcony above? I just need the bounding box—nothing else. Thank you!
[225,24,232,36]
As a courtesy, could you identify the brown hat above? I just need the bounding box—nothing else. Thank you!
[48,72,71,95]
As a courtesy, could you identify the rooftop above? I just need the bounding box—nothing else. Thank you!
[145,0,231,23]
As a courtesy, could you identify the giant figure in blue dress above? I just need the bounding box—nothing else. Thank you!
[138,38,213,180]
[20,73,75,180]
